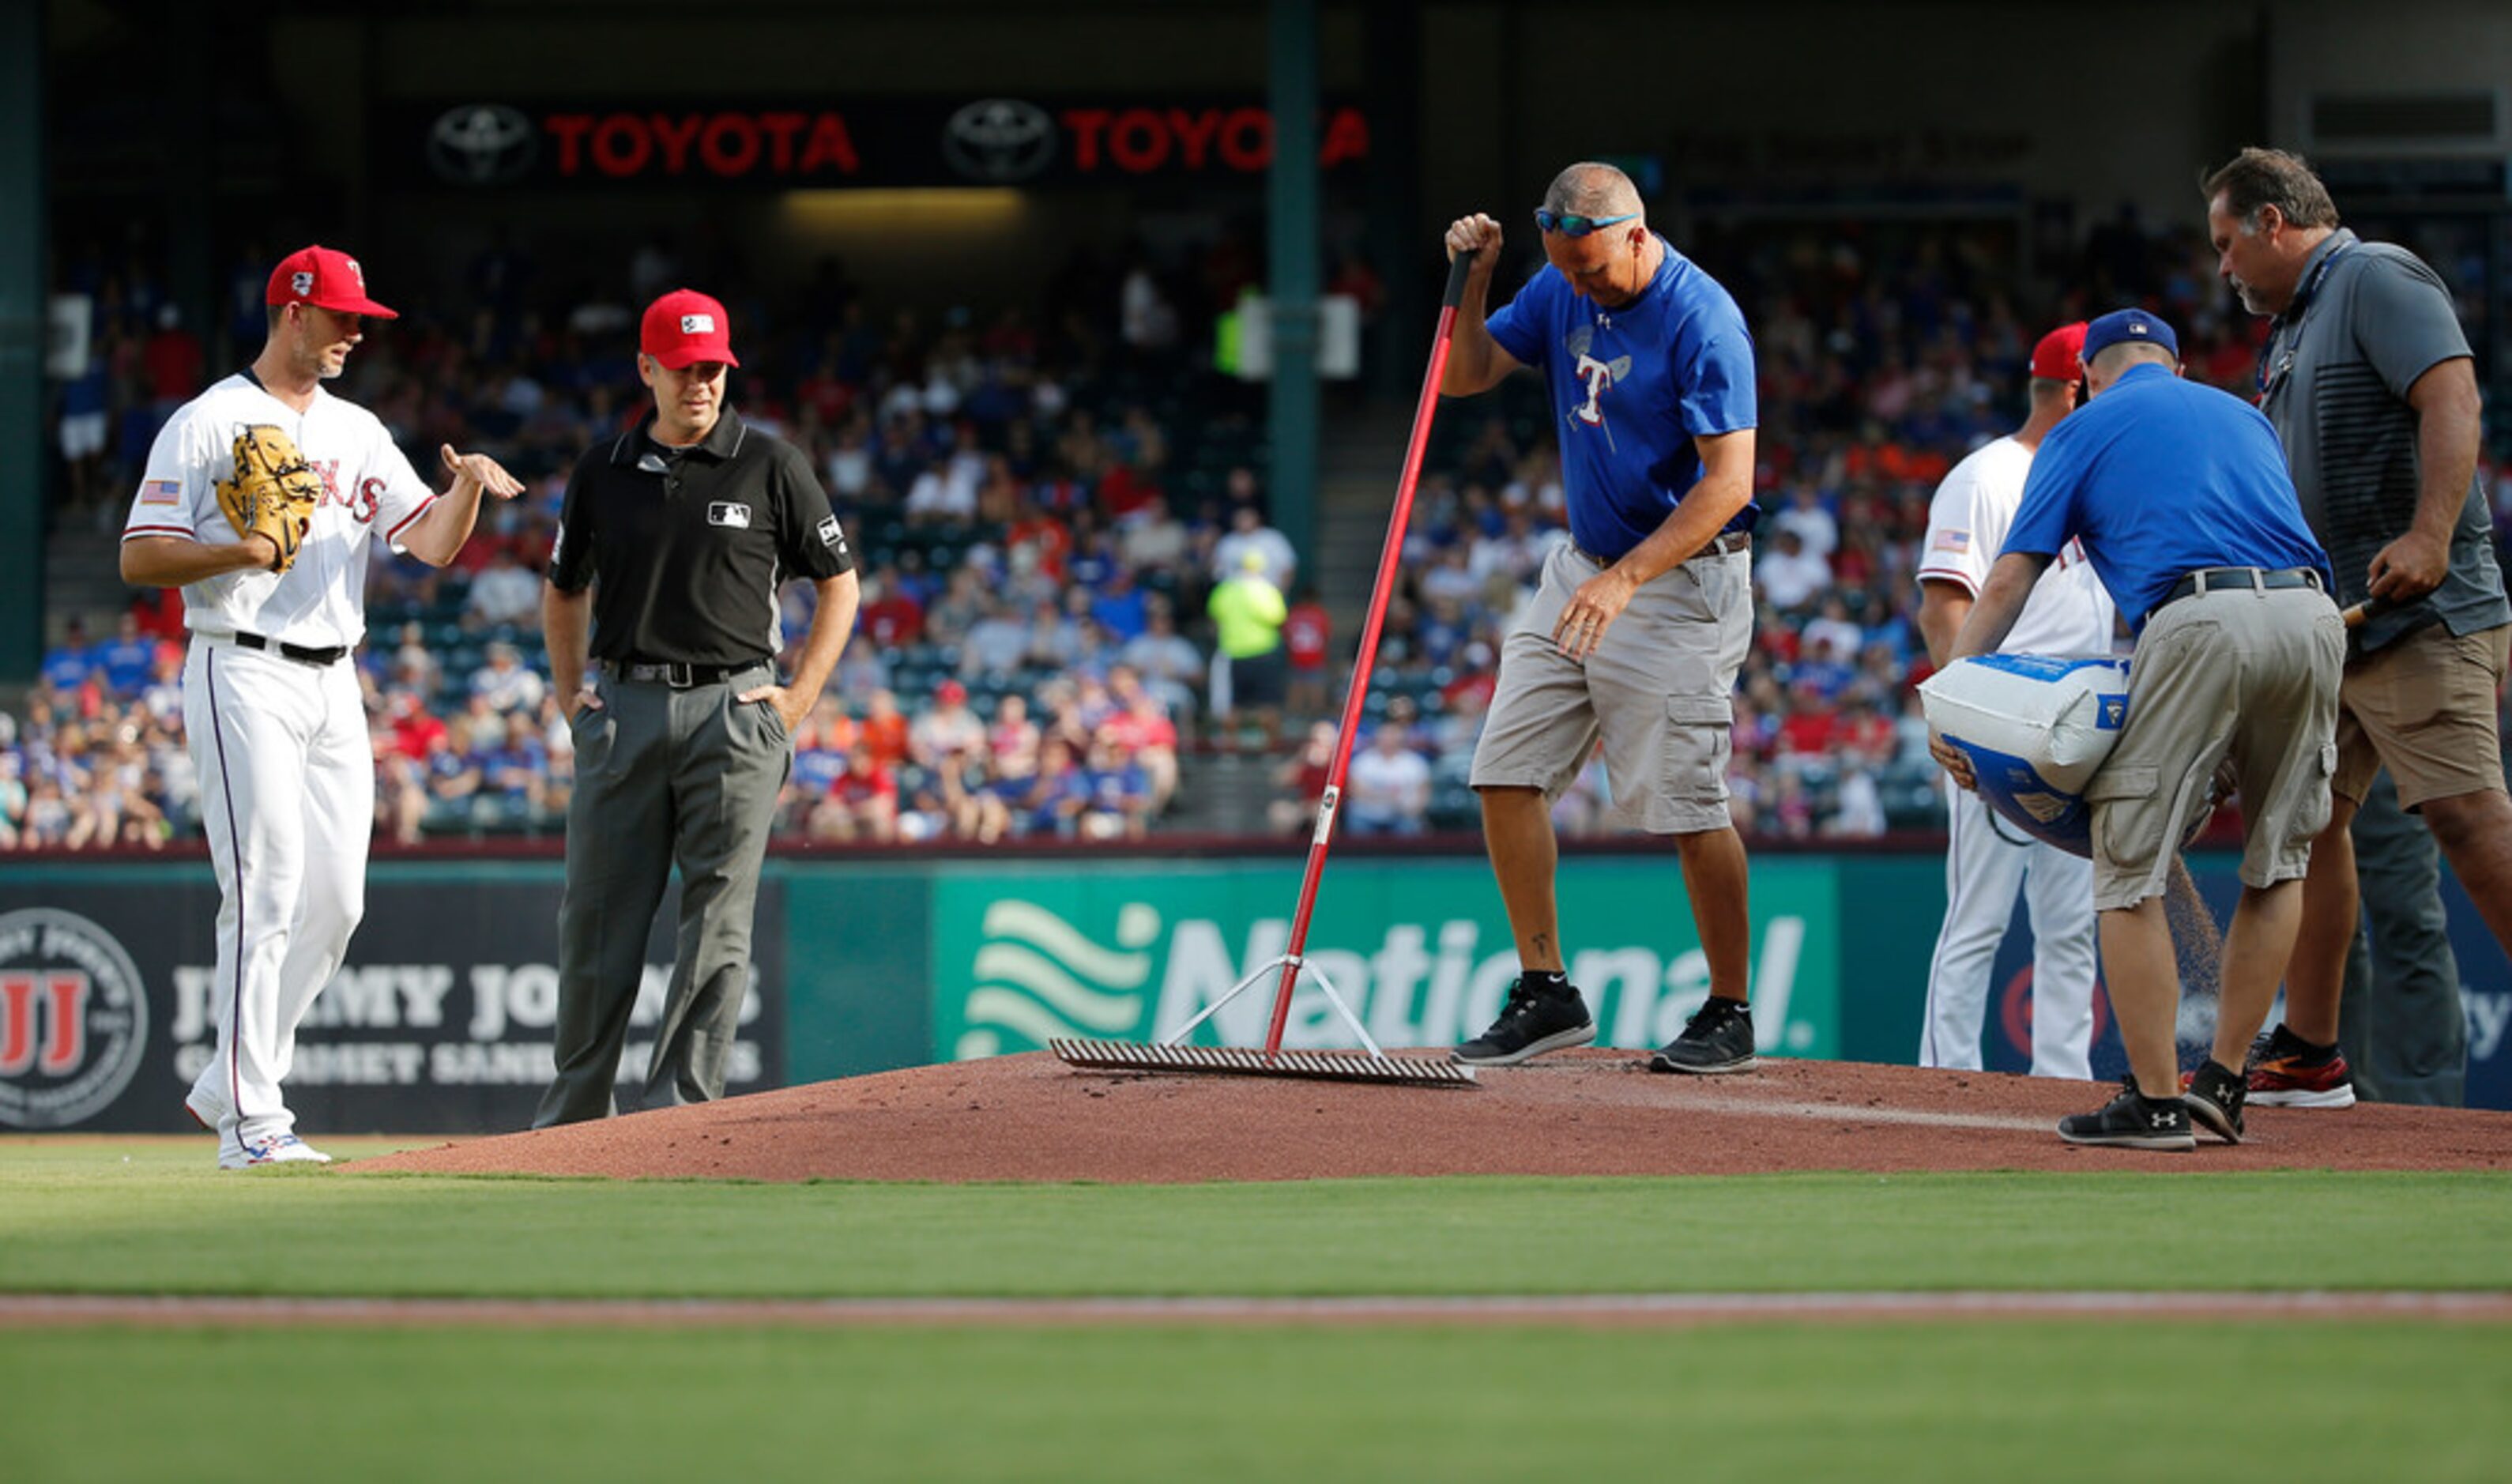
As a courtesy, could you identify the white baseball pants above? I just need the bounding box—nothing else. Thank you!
[1920,785,2098,1079]
[183,638,371,1141]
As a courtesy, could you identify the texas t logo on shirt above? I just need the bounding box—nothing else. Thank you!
[1564,326,1630,431]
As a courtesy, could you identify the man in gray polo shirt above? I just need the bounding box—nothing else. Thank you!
[2205,146,2512,1109]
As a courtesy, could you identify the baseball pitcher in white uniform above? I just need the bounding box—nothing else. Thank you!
[1915,322,2116,1079]
[119,245,522,1168]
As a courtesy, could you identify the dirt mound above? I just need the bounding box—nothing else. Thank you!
[349,1052,2512,1183]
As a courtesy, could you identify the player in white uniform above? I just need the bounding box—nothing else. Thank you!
[119,245,522,1168]
[1915,323,2116,1079]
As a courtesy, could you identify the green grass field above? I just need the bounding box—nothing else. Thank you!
[5,1140,2509,1482]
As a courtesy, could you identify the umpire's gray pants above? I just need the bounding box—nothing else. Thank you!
[2338,769,2468,1105]
[534,664,789,1128]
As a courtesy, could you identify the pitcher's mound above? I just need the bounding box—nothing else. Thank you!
[349,1051,2512,1183]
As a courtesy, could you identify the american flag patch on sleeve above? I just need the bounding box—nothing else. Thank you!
[138,480,182,507]
[1930,529,1969,552]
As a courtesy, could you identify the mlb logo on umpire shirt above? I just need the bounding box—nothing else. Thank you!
[707,503,751,529]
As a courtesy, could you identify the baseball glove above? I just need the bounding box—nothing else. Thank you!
[214,424,323,574]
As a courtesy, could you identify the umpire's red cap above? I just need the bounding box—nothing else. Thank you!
[641,288,742,370]
[267,245,399,319]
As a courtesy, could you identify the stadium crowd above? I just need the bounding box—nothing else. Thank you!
[21,214,2512,850]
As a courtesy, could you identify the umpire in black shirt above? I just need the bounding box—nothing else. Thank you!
[534,288,860,1126]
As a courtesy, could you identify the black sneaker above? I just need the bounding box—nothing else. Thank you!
[1649,997,1757,1075]
[1455,977,1595,1066]
[2182,1059,2246,1144]
[2058,1076,2196,1151]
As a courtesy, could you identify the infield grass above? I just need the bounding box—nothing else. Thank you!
[3,1141,2510,1297]
[9,1322,2511,1484]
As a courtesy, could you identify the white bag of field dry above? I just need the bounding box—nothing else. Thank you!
[1916,655,2132,858]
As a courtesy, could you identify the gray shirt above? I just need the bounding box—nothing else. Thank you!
[2262,228,2508,651]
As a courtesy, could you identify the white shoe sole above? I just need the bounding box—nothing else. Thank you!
[2058,1130,2197,1151]
[1649,1052,1759,1075]
[1452,1021,1596,1068]
[2248,1085,2356,1109]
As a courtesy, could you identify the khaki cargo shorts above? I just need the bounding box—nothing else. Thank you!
[2083,582,2345,910]
[1471,540,1752,834]
[2333,620,2510,810]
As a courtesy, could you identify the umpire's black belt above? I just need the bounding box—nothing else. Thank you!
[1570,529,1750,568]
[2149,566,2323,623]
[228,631,350,666]
[611,657,771,687]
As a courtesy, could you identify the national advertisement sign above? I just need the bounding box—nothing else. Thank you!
[928,859,1840,1063]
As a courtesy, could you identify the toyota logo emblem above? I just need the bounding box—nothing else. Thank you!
[427,104,539,186]
[943,98,1056,183]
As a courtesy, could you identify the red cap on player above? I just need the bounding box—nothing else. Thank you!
[640,288,742,370]
[2029,322,2087,382]
[266,245,399,319]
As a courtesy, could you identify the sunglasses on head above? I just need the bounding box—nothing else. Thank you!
[1533,209,1639,238]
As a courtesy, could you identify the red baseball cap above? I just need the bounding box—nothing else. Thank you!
[266,245,398,319]
[2030,322,2088,382]
[641,288,740,370]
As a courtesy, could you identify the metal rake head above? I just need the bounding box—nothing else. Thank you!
[1049,1038,1478,1088]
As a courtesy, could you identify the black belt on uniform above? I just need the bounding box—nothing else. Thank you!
[610,658,770,687]
[1570,529,1749,568]
[2147,566,2324,623]
[229,631,350,666]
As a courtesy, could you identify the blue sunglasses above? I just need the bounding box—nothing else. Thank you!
[1533,209,1639,238]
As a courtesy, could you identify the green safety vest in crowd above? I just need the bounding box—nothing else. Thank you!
[1207,574,1286,659]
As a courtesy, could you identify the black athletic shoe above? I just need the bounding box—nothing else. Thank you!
[2182,1059,2246,1144]
[1455,977,1595,1066]
[1649,997,1757,1075]
[2058,1076,2196,1151]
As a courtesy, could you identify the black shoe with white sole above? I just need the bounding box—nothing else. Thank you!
[2182,1059,2246,1143]
[2058,1076,2196,1151]
[1649,997,1757,1075]
[1455,977,1595,1066]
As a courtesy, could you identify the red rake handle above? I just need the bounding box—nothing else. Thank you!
[1262,250,1478,1056]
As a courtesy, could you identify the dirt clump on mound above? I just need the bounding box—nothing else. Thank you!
[348,1052,2512,1183]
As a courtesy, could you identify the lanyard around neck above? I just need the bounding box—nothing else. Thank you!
[2255,236,2352,402]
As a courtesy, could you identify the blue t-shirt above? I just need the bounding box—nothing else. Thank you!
[92,638,156,696]
[1485,239,1758,561]
[2005,364,2332,633]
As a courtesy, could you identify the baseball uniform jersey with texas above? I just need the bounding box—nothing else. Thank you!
[123,371,439,646]
[1919,435,2114,655]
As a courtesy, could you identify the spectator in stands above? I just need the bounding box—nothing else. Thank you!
[856,572,925,650]
[959,596,1031,680]
[1079,737,1153,841]
[823,744,898,842]
[1102,668,1181,815]
[857,688,911,769]
[1267,721,1338,836]
[1117,599,1203,726]
[1120,493,1191,574]
[469,641,546,715]
[910,680,985,772]
[1344,724,1432,837]
[1756,525,1831,612]
[463,547,542,630]
[1213,499,1297,591]
[1207,548,1288,748]
[40,619,94,693]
